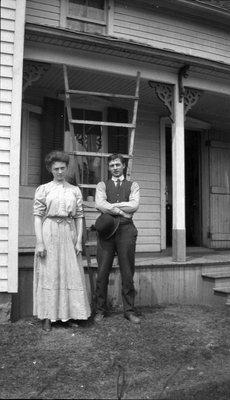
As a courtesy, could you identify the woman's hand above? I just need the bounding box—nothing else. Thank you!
[75,241,82,255]
[36,242,47,258]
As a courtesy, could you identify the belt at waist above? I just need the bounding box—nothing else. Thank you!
[45,216,74,224]
[117,216,133,225]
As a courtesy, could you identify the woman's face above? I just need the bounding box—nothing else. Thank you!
[51,161,68,182]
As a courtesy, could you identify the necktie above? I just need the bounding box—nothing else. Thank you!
[116,179,121,191]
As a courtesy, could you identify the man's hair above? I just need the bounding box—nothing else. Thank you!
[45,151,70,172]
[108,153,126,165]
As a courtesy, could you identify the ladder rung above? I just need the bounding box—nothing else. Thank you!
[69,151,131,158]
[70,119,135,128]
[67,89,139,100]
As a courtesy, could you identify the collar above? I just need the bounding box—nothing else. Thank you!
[112,175,125,182]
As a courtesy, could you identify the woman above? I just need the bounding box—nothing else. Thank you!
[33,151,91,332]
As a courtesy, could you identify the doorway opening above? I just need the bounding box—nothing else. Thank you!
[165,128,202,247]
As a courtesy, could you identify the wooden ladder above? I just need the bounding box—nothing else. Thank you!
[63,65,140,310]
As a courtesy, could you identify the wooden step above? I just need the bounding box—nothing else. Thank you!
[214,286,230,294]
[202,271,230,288]
[202,270,230,306]
[213,287,230,306]
[202,271,230,278]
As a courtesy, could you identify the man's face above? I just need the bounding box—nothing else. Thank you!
[108,158,125,178]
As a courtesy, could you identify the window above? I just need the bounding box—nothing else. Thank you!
[65,106,129,201]
[65,108,105,201]
[67,0,107,34]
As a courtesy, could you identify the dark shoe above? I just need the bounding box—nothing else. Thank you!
[94,313,105,323]
[125,313,140,324]
[42,319,52,332]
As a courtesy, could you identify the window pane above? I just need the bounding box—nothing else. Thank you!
[69,0,105,19]
[69,0,86,16]
[89,0,104,10]
[87,6,104,21]
[67,19,105,34]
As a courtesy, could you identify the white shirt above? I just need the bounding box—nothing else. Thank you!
[95,175,140,217]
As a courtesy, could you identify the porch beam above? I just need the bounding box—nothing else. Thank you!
[172,84,186,262]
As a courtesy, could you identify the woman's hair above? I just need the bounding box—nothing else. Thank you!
[45,151,70,172]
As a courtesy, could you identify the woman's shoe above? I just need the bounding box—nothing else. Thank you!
[42,319,52,332]
[66,320,79,329]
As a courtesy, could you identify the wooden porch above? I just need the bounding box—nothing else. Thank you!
[13,247,230,322]
[84,246,230,310]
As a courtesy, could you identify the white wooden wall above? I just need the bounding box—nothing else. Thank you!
[25,0,230,65]
[26,0,60,26]
[113,0,230,65]
[0,0,26,292]
[132,111,161,252]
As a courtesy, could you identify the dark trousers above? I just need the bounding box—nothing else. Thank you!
[95,222,138,315]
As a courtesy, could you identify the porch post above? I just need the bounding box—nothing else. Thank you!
[172,84,186,262]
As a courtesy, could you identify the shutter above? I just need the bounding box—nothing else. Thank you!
[41,98,65,183]
[209,140,230,246]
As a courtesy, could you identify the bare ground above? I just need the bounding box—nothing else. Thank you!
[1,304,230,400]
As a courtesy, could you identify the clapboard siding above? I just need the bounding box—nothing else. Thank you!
[1,89,12,102]
[26,0,60,26]
[0,255,8,266]
[1,19,15,31]
[0,0,16,291]
[1,0,26,292]
[0,189,9,200]
[24,0,230,66]
[1,78,13,90]
[0,138,10,151]
[114,1,230,65]
[132,114,161,252]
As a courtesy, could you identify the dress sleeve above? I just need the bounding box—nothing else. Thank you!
[74,187,84,219]
[33,185,47,217]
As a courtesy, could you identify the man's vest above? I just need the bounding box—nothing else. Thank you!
[106,179,133,224]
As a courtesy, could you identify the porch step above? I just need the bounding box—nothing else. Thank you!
[213,287,230,306]
[202,271,230,287]
[202,270,230,305]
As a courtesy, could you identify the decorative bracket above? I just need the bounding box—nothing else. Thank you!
[184,88,201,116]
[148,81,174,122]
[149,79,202,121]
[23,61,50,92]
[178,64,190,102]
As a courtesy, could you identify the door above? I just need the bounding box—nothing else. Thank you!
[165,128,202,246]
[209,140,230,248]
[185,130,201,246]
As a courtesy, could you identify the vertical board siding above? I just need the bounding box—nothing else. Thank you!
[132,113,161,252]
[114,1,230,65]
[26,0,60,26]
[13,259,228,319]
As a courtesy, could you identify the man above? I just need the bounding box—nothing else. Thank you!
[94,153,140,324]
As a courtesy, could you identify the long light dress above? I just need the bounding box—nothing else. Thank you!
[33,180,91,322]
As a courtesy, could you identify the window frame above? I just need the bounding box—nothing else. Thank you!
[65,0,108,33]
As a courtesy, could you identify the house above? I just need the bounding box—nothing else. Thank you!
[1,0,230,321]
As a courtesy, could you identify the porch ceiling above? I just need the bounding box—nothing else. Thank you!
[23,60,230,132]
[24,24,230,132]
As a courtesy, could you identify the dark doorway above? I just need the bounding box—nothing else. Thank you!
[165,128,202,247]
